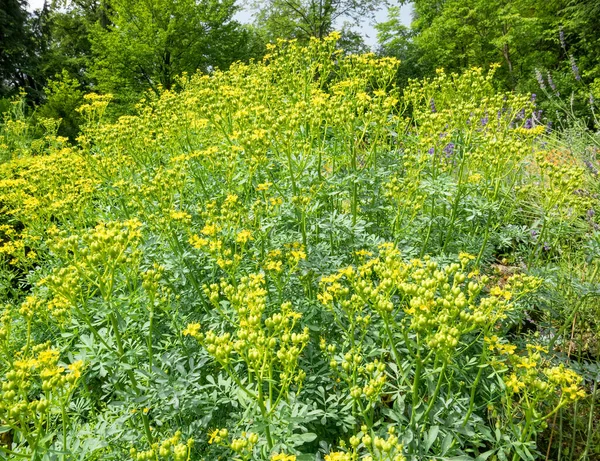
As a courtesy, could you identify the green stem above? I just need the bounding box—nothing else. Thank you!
[410,338,422,429]
[581,373,599,460]
[463,341,488,426]
[62,403,68,461]
[383,316,407,386]
[422,359,448,424]
[257,383,274,450]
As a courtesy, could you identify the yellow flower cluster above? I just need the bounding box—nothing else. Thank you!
[319,244,515,355]
[325,426,406,461]
[0,342,84,427]
[322,341,387,405]
[44,220,143,302]
[185,273,308,400]
[488,337,586,407]
[130,431,193,461]
[271,453,296,461]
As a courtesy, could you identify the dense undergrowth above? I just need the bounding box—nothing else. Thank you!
[1,35,599,461]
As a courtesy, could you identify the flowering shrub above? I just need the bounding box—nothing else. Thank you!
[0,34,598,460]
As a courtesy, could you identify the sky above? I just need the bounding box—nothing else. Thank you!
[26,0,412,50]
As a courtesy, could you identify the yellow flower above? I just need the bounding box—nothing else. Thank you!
[169,210,192,222]
[256,182,272,191]
[271,454,296,461]
[497,343,517,355]
[208,429,219,444]
[324,452,351,461]
[236,229,253,244]
[467,173,482,184]
[189,234,208,248]
[183,323,201,338]
[68,360,85,379]
[208,428,227,444]
[505,373,525,393]
[201,223,219,236]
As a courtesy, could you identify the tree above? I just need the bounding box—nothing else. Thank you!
[35,70,84,140]
[253,0,387,43]
[0,0,37,97]
[375,6,423,85]
[410,0,557,89]
[36,0,104,88]
[395,0,600,92]
[89,0,258,103]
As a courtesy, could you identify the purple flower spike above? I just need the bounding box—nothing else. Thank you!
[559,29,566,48]
[547,72,557,92]
[524,118,533,129]
[481,116,489,127]
[585,160,598,175]
[428,147,435,155]
[443,142,455,156]
[430,98,436,113]
[569,55,581,81]
[535,70,545,89]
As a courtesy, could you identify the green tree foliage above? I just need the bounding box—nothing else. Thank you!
[37,0,104,87]
[253,0,385,43]
[89,0,259,104]
[392,0,600,93]
[375,6,422,85]
[34,70,84,140]
[410,0,558,90]
[0,0,38,97]
[560,0,600,80]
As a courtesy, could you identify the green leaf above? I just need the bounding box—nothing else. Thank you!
[424,425,439,452]
[441,433,453,455]
[475,450,496,461]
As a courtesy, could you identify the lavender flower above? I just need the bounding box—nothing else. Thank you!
[569,55,581,81]
[524,118,533,129]
[430,98,436,113]
[546,121,553,133]
[559,28,566,49]
[535,69,545,89]
[443,142,455,156]
[428,147,435,155]
[481,115,489,127]
[531,93,537,103]
[543,242,551,251]
[588,209,596,218]
[531,229,538,238]
[585,160,598,175]
[547,72,557,92]
[590,93,595,107]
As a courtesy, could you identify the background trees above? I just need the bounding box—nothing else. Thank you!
[398,0,600,94]
[2,0,600,135]
[252,0,386,47]
[1,0,262,131]
[0,0,40,99]
[89,0,259,102]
